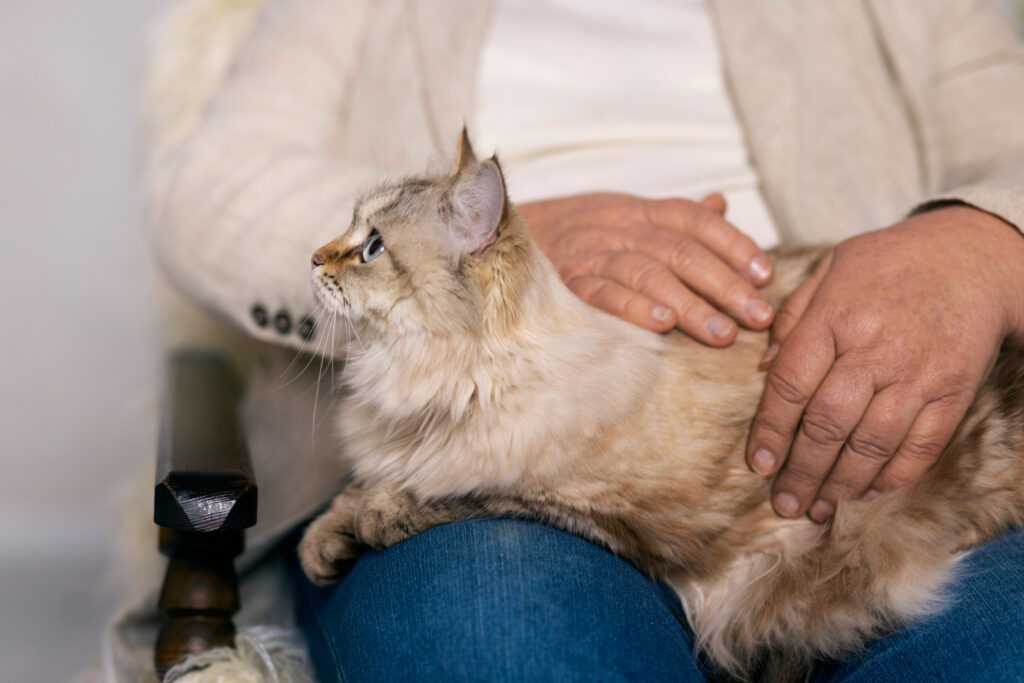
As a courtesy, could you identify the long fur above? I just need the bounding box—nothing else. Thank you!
[299,136,1024,681]
[164,627,314,683]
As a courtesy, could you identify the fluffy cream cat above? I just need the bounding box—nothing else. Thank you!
[299,132,1024,681]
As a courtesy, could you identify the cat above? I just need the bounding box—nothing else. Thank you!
[298,130,1024,682]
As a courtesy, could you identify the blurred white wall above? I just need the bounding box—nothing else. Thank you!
[0,1,171,680]
[0,2,159,530]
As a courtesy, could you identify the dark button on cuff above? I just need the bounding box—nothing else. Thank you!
[298,316,316,341]
[251,304,269,327]
[274,310,292,334]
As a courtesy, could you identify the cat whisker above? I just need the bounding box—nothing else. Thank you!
[311,313,339,477]
[311,312,338,451]
[346,316,367,354]
[261,304,336,394]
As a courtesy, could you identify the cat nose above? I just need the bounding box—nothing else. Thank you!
[311,251,325,268]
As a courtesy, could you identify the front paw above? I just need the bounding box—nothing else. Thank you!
[353,483,469,549]
[298,511,365,586]
[353,484,420,550]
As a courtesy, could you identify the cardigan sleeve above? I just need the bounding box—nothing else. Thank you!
[147,0,380,353]
[915,0,1024,230]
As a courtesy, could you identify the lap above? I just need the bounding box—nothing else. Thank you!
[289,519,1024,683]
[290,517,700,682]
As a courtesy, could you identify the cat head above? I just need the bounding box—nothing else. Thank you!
[311,130,534,341]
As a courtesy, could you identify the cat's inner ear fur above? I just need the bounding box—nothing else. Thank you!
[449,146,508,256]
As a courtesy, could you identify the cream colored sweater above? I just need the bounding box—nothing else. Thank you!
[148,0,1024,355]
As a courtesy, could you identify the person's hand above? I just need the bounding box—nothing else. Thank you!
[746,206,1024,523]
[518,193,775,346]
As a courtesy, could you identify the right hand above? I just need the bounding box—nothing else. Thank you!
[517,192,775,345]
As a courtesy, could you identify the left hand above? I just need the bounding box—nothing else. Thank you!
[518,192,775,344]
[746,206,1024,523]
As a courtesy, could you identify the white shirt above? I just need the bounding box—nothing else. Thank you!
[474,0,780,247]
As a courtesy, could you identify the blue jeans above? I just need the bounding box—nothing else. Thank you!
[289,519,1024,682]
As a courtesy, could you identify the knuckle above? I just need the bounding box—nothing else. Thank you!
[852,312,886,341]
[615,292,643,317]
[845,430,895,463]
[627,258,663,293]
[589,249,620,273]
[661,197,697,217]
[722,277,754,305]
[751,415,793,448]
[780,459,824,488]
[799,411,848,448]
[566,276,603,302]
[931,386,973,408]
[869,404,906,434]
[644,198,683,230]
[765,369,811,406]
[824,475,862,499]
[669,239,699,273]
[673,296,705,326]
[898,436,944,465]
[557,260,588,282]
[886,335,915,361]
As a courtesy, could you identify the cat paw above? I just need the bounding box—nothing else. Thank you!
[353,483,440,550]
[353,484,415,550]
[298,511,364,586]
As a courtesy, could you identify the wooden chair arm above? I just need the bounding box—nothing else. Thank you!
[153,352,258,678]
[154,351,256,531]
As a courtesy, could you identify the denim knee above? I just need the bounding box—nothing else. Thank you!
[292,517,701,682]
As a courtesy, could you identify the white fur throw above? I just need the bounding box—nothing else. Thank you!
[164,627,315,683]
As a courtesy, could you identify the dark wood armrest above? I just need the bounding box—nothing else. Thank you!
[154,352,258,678]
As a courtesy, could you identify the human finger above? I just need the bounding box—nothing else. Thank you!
[807,388,920,522]
[699,192,727,215]
[565,274,679,333]
[770,253,831,348]
[771,362,875,518]
[868,396,969,494]
[644,198,773,286]
[746,325,836,477]
[591,250,741,342]
[622,236,774,331]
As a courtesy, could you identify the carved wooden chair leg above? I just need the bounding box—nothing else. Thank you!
[155,529,244,678]
[153,352,257,679]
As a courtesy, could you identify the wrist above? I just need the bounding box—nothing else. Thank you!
[929,205,1024,341]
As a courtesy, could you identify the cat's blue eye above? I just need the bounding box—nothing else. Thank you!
[361,229,385,263]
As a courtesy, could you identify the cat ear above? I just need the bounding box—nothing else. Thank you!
[454,125,477,176]
[451,157,507,255]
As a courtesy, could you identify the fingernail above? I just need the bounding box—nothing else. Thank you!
[752,448,775,474]
[747,297,773,324]
[864,489,881,501]
[651,305,672,322]
[758,343,780,371]
[748,255,772,282]
[707,315,733,338]
[774,492,799,517]
[809,499,835,523]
